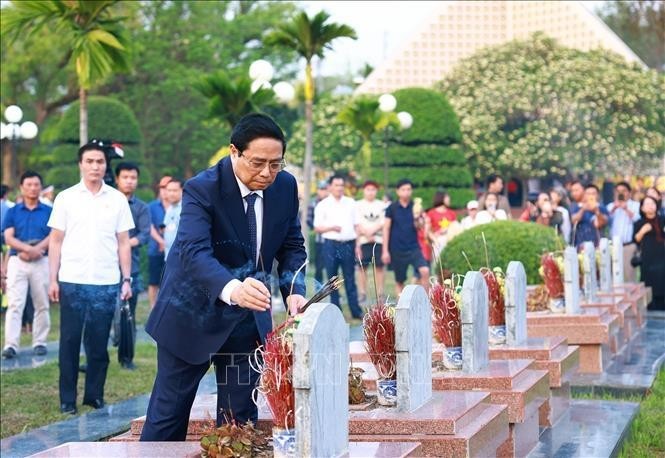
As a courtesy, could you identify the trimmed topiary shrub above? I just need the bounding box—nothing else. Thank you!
[438,221,563,284]
[42,96,148,192]
[367,87,473,209]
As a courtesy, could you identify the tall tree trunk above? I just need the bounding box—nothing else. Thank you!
[79,86,88,146]
[300,62,315,252]
[1,141,15,187]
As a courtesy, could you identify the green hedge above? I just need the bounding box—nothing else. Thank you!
[392,87,462,146]
[368,166,472,189]
[56,96,141,144]
[371,144,467,167]
[438,220,563,283]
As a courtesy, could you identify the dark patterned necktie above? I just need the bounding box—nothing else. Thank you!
[245,192,258,266]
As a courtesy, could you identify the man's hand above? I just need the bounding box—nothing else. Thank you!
[230,277,271,312]
[381,251,391,265]
[48,281,59,302]
[120,281,132,301]
[330,225,342,233]
[158,240,165,253]
[286,294,306,316]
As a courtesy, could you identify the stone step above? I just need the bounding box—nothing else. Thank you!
[349,392,509,458]
[30,440,424,457]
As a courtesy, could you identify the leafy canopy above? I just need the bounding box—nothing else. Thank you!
[438,32,665,179]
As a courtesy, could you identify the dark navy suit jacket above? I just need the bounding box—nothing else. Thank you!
[145,157,307,365]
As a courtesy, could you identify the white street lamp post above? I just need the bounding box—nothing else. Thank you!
[1,105,39,186]
[379,94,411,196]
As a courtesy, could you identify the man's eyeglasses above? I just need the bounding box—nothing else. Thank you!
[239,154,287,173]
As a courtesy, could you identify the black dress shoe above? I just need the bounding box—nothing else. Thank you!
[121,361,137,370]
[2,347,16,359]
[79,364,87,373]
[33,345,47,356]
[60,403,77,415]
[82,398,105,409]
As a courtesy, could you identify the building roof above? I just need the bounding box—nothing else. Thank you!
[356,1,646,95]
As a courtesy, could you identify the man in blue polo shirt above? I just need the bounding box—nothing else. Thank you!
[2,171,52,359]
[147,175,171,308]
[382,179,430,295]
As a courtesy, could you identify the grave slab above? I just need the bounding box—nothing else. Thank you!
[528,400,639,458]
[27,440,423,458]
[527,308,620,373]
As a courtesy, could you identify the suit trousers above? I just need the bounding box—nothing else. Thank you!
[58,282,117,405]
[140,311,261,441]
[3,256,50,350]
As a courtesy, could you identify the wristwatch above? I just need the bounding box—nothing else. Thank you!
[122,277,132,285]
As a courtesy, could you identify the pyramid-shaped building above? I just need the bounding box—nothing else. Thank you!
[356,1,645,94]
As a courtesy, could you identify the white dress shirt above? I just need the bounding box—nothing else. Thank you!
[607,199,640,244]
[313,195,357,241]
[219,175,264,304]
[48,181,134,285]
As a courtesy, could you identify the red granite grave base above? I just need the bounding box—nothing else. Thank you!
[581,295,632,352]
[29,441,424,457]
[539,382,571,427]
[355,360,547,457]
[527,308,619,374]
[348,391,509,457]
[497,405,540,458]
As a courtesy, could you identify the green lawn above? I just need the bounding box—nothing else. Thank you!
[619,369,665,458]
[0,342,159,439]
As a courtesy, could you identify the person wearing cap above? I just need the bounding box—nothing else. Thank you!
[461,200,480,230]
[47,140,134,414]
[307,180,329,285]
[147,175,172,308]
[355,180,386,302]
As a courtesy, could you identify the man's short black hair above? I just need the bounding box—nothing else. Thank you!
[328,174,345,185]
[486,174,502,187]
[166,177,184,188]
[115,161,140,177]
[0,184,8,199]
[396,179,414,189]
[77,139,108,163]
[20,171,43,185]
[585,183,600,193]
[615,181,631,192]
[569,179,584,188]
[230,113,286,155]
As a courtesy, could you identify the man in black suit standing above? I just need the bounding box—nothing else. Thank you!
[141,113,307,441]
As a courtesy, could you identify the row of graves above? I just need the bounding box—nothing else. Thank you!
[33,236,652,457]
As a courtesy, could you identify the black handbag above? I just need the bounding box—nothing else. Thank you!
[630,248,642,267]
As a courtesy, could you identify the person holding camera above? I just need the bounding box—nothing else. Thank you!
[607,182,640,282]
[571,184,609,248]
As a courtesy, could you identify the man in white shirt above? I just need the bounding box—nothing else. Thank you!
[314,174,362,319]
[355,180,386,303]
[607,181,641,282]
[47,140,134,415]
[162,178,183,260]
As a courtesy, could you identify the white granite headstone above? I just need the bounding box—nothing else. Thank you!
[395,285,432,412]
[582,241,598,302]
[563,247,581,314]
[598,238,613,292]
[461,272,489,373]
[293,303,349,457]
[505,261,527,346]
[611,236,625,286]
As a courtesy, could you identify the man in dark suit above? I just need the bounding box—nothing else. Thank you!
[140,113,307,441]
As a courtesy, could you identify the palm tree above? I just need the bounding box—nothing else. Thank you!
[338,96,396,177]
[195,71,276,130]
[264,10,357,234]
[1,0,130,145]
